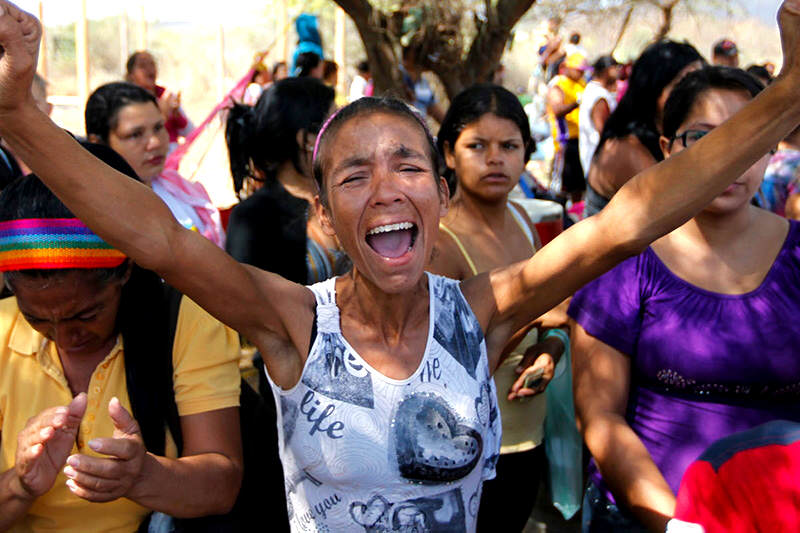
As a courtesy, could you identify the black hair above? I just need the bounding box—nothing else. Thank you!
[592,55,618,77]
[357,60,370,74]
[323,60,338,81]
[311,97,442,204]
[85,82,159,144]
[0,142,174,456]
[597,40,704,162]
[662,66,764,140]
[225,77,334,195]
[125,51,148,76]
[745,64,772,85]
[271,60,287,80]
[436,83,534,196]
[295,52,322,78]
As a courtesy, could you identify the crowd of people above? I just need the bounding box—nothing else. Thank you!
[0,1,798,532]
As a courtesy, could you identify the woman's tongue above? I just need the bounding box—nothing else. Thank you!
[366,228,413,258]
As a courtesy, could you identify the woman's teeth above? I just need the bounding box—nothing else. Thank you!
[367,221,414,235]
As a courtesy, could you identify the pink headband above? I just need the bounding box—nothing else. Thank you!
[311,101,433,166]
[312,108,341,165]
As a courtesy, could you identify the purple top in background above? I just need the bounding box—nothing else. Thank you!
[568,220,800,499]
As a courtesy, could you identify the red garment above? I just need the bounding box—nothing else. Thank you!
[674,421,800,533]
[155,85,190,143]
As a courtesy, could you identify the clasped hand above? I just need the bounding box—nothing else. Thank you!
[507,334,564,401]
[15,394,147,503]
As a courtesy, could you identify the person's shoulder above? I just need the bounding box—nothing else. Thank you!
[0,296,20,326]
[429,223,470,281]
[596,134,656,174]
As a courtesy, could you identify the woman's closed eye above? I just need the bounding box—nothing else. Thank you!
[341,174,366,185]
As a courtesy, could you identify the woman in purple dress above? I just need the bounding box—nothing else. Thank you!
[570,66,800,532]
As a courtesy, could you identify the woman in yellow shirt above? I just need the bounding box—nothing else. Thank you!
[0,146,242,532]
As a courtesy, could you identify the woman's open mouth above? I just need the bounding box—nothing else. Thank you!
[365,222,419,259]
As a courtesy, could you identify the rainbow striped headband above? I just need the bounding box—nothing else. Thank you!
[0,218,126,271]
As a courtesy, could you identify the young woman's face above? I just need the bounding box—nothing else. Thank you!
[106,102,169,184]
[662,88,767,215]
[445,113,525,203]
[317,112,448,293]
[13,270,127,360]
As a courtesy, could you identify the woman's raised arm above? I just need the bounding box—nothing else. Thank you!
[0,3,314,377]
[467,0,800,352]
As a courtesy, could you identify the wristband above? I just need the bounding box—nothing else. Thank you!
[541,328,569,348]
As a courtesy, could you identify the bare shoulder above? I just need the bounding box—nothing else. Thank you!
[602,136,655,168]
[508,200,543,250]
[605,136,656,171]
[429,222,469,281]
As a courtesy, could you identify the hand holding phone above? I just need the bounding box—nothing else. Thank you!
[522,367,545,390]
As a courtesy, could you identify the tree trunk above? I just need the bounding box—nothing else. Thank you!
[653,0,680,41]
[331,0,406,97]
[612,6,634,55]
[334,0,537,101]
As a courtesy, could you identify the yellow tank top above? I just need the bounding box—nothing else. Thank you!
[439,203,546,453]
[549,75,586,149]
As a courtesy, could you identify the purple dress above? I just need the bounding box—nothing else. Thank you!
[568,220,800,498]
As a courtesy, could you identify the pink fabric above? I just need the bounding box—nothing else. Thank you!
[155,169,225,248]
[165,68,255,172]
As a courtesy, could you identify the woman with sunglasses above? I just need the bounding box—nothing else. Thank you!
[570,67,800,532]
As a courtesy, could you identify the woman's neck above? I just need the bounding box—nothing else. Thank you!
[56,336,117,396]
[450,188,509,229]
[342,269,429,341]
[681,203,756,247]
[276,160,315,203]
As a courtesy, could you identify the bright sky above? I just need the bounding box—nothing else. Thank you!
[14,0,268,25]
[16,0,784,26]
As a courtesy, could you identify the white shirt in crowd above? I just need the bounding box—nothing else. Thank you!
[579,80,617,177]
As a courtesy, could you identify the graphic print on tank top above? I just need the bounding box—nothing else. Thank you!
[269,275,501,533]
[302,331,375,408]
[432,280,484,379]
[394,393,483,483]
[350,488,467,532]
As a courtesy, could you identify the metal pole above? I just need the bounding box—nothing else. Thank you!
[278,0,288,64]
[334,7,346,98]
[137,3,147,50]
[37,1,47,79]
[217,24,226,100]
[75,0,89,105]
[120,10,129,75]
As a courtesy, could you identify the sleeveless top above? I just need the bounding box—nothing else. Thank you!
[439,202,546,453]
[439,202,534,277]
[268,273,501,532]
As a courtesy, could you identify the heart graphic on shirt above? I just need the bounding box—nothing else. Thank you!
[350,494,390,527]
[394,393,482,483]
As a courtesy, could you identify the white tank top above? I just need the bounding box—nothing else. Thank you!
[268,273,501,532]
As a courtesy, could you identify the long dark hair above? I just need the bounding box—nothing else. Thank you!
[225,77,334,196]
[662,66,764,140]
[436,83,534,196]
[597,40,704,161]
[85,82,159,144]
[0,144,175,456]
